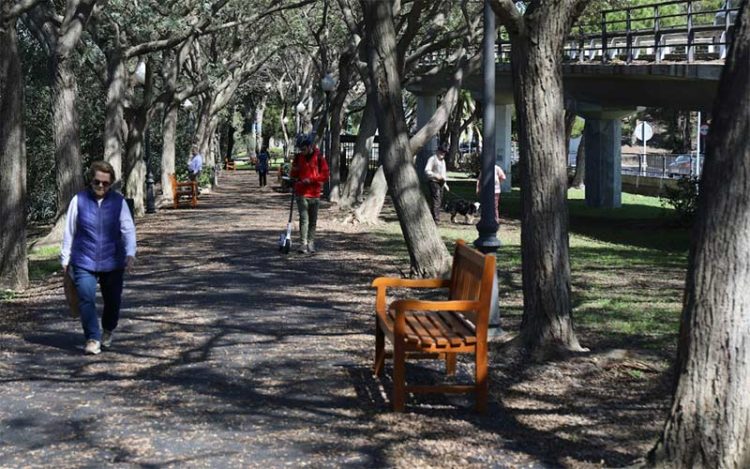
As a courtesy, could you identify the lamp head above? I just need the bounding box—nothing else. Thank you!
[320,73,336,92]
[296,102,306,113]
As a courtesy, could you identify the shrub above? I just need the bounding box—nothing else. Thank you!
[660,175,699,225]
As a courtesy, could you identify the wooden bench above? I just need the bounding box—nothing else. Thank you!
[224,159,236,171]
[168,173,197,209]
[372,240,495,412]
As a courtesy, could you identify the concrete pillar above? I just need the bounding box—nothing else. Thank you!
[495,104,513,192]
[584,118,622,208]
[415,94,438,181]
[576,104,636,209]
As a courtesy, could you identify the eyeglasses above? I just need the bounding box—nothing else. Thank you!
[92,179,111,188]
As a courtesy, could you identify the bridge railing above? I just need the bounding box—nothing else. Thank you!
[497,0,739,64]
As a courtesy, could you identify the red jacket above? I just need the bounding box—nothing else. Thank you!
[290,146,330,198]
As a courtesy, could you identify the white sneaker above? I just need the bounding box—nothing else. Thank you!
[84,339,101,355]
[102,330,113,349]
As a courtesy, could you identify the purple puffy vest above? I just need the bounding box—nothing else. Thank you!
[70,190,125,272]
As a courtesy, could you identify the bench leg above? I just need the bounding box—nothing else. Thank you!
[475,344,488,413]
[445,353,457,376]
[393,339,406,412]
[374,320,385,376]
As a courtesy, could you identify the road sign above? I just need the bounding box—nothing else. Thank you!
[700,124,709,136]
[634,121,653,142]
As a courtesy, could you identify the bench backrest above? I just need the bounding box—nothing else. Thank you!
[448,240,496,333]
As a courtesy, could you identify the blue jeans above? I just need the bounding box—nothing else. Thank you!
[71,265,124,341]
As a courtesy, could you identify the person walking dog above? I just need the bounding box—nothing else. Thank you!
[424,145,449,223]
[290,134,329,254]
[61,161,137,355]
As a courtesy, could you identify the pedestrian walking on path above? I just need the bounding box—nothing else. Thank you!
[290,134,329,254]
[256,145,270,187]
[60,161,136,355]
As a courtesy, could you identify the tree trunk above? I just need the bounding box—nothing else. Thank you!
[161,102,178,204]
[649,3,750,466]
[570,127,586,189]
[35,53,85,247]
[354,166,387,223]
[338,97,378,209]
[328,49,356,204]
[364,0,450,277]
[0,20,29,290]
[103,49,126,181]
[503,2,586,355]
[123,108,147,216]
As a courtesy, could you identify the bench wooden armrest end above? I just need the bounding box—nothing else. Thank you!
[372,277,450,289]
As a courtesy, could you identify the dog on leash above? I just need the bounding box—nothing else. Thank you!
[444,198,480,224]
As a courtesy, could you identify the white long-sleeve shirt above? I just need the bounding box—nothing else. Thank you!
[60,195,137,267]
[424,154,447,182]
[188,153,203,173]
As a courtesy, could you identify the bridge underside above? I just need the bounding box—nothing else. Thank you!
[407,63,722,208]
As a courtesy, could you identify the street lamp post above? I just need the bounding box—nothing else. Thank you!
[474,0,503,338]
[320,73,336,199]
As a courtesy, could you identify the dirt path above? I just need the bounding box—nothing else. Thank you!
[1,171,673,468]
[0,171,543,468]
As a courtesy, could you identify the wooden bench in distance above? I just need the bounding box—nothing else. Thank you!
[224,159,236,171]
[168,173,197,209]
[372,240,495,412]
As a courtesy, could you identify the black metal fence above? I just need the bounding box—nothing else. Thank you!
[339,134,380,182]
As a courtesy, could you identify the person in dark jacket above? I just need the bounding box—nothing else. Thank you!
[289,134,329,254]
[61,161,137,355]
[256,145,270,187]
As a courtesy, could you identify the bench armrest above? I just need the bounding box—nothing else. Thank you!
[372,277,450,315]
[371,277,450,289]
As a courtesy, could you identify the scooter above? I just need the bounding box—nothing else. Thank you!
[278,177,295,254]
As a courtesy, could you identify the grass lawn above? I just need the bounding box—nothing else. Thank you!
[373,179,689,355]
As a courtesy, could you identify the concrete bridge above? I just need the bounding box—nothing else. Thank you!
[408,0,737,208]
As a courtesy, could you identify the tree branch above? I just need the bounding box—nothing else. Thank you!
[6,0,45,20]
[488,0,525,37]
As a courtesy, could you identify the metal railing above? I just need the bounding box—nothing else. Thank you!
[568,152,705,179]
[497,0,739,64]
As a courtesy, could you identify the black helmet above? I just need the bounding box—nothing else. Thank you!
[296,133,313,147]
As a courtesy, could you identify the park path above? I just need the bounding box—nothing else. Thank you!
[0,171,546,468]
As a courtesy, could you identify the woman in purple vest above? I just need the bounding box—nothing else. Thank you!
[61,161,137,355]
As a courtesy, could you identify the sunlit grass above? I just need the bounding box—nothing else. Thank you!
[374,183,688,349]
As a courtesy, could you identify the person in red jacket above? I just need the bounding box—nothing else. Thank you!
[290,134,329,254]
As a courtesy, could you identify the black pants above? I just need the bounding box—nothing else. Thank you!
[428,180,443,222]
[258,171,267,187]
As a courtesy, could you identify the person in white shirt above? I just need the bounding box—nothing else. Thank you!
[188,146,203,181]
[61,161,136,355]
[424,146,449,222]
[476,163,507,224]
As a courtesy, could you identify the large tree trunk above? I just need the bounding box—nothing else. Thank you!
[328,48,356,204]
[34,53,85,247]
[363,0,450,277]
[123,107,148,216]
[338,97,378,209]
[649,3,750,466]
[25,0,96,248]
[353,166,387,223]
[103,49,126,181]
[0,20,29,290]
[494,0,587,355]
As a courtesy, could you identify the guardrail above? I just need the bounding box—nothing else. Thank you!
[497,0,739,64]
[568,151,705,179]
